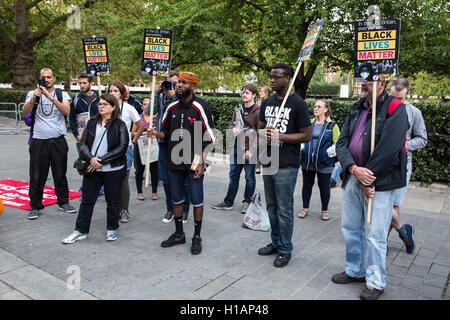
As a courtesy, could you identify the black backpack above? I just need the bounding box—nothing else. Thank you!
[30,88,64,137]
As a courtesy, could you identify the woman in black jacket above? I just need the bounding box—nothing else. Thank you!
[62,94,129,244]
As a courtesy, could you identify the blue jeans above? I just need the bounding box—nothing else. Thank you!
[224,149,256,206]
[341,175,395,290]
[158,143,190,213]
[262,167,299,254]
[331,164,342,182]
[168,169,204,207]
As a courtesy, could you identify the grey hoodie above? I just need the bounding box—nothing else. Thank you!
[404,100,427,165]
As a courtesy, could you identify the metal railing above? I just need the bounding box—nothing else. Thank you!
[0,102,19,134]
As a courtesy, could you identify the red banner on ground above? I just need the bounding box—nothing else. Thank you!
[0,179,81,211]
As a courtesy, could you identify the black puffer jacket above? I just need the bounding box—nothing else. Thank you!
[336,91,409,191]
[79,117,129,168]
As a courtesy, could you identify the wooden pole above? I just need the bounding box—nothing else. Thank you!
[145,75,156,187]
[97,76,102,96]
[367,81,377,224]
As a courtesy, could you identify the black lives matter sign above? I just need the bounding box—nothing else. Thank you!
[82,37,110,76]
[354,19,401,81]
[140,29,173,76]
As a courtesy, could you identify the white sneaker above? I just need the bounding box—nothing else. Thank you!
[62,230,86,244]
[106,230,117,241]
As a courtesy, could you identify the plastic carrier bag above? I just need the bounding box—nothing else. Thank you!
[242,193,270,231]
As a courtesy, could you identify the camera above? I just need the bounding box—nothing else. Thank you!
[161,80,176,92]
[38,77,48,88]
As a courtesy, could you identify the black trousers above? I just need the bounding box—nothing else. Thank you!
[75,166,126,234]
[133,142,158,194]
[29,136,69,210]
[301,168,332,211]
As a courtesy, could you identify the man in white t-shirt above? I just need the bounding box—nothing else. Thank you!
[22,68,77,220]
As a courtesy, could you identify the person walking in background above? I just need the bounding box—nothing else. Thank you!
[211,84,260,214]
[108,81,145,223]
[132,97,159,201]
[388,78,427,254]
[298,99,340,221]
[62,94,128,244]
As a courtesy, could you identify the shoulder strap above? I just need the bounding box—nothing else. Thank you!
[73,92,81,108]
[387,98,403,116]
[55,88,63,103]
[93,126,108,156]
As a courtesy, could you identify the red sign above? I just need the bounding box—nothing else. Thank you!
[0,179,81,211]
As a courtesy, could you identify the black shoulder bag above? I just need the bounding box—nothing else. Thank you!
[74,125,108,175]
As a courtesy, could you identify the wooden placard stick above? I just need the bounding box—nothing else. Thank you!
[97,76,102,96]
[145,75,156,187]
[367,81,377,224]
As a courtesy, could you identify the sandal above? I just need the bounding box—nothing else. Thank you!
[321,210,330,221]
[297,208,308,219]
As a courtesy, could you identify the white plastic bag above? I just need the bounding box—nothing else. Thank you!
[326,144,336,158]
[242,193,270,232]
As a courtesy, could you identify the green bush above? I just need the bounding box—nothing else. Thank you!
[1,88,448,184]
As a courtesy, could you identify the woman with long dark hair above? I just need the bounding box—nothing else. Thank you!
[62,94,129,243]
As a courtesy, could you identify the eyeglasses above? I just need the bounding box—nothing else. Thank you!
[268,74,288,81]
[98,102,110,107]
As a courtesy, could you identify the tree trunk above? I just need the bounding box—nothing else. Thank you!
[10,42,37,90]
[64,78,71,91]
[294,62,318,99]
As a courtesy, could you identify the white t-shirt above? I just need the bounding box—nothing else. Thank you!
[26,89,71,139]
[119,101,140,145]
[91,123,123,172]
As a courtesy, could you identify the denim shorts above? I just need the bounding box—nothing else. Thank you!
[392,162,412,206]
[168,169,204,207]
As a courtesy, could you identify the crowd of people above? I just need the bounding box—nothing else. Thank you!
[21,64,427,300]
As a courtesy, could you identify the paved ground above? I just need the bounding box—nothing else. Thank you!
[0,130,449,300]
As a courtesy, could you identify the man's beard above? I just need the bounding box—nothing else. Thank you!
[81,86,91,94]
[177,88,192,100]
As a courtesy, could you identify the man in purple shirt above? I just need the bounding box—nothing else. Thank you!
[332,81,409,300]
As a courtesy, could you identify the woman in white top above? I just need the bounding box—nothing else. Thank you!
[108,81,145,223]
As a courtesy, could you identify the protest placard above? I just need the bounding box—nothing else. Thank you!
[296,18,326,63]
[140,29,173,76]
[82,37,110,76]
[354,19,401,82]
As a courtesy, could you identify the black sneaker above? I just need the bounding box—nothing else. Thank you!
[360,286,384,300]
[331,271,365,284]
[258,243,278,256]
[27,209,40,220]
[162,211,174,223]
[58,203,77,214]
[399,224,415,254]
[161,232,186,247]
[191,236,202,255]
[211,201,233,210]
[274,253,291,268]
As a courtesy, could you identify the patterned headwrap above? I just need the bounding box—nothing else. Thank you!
[179,72,199,84]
